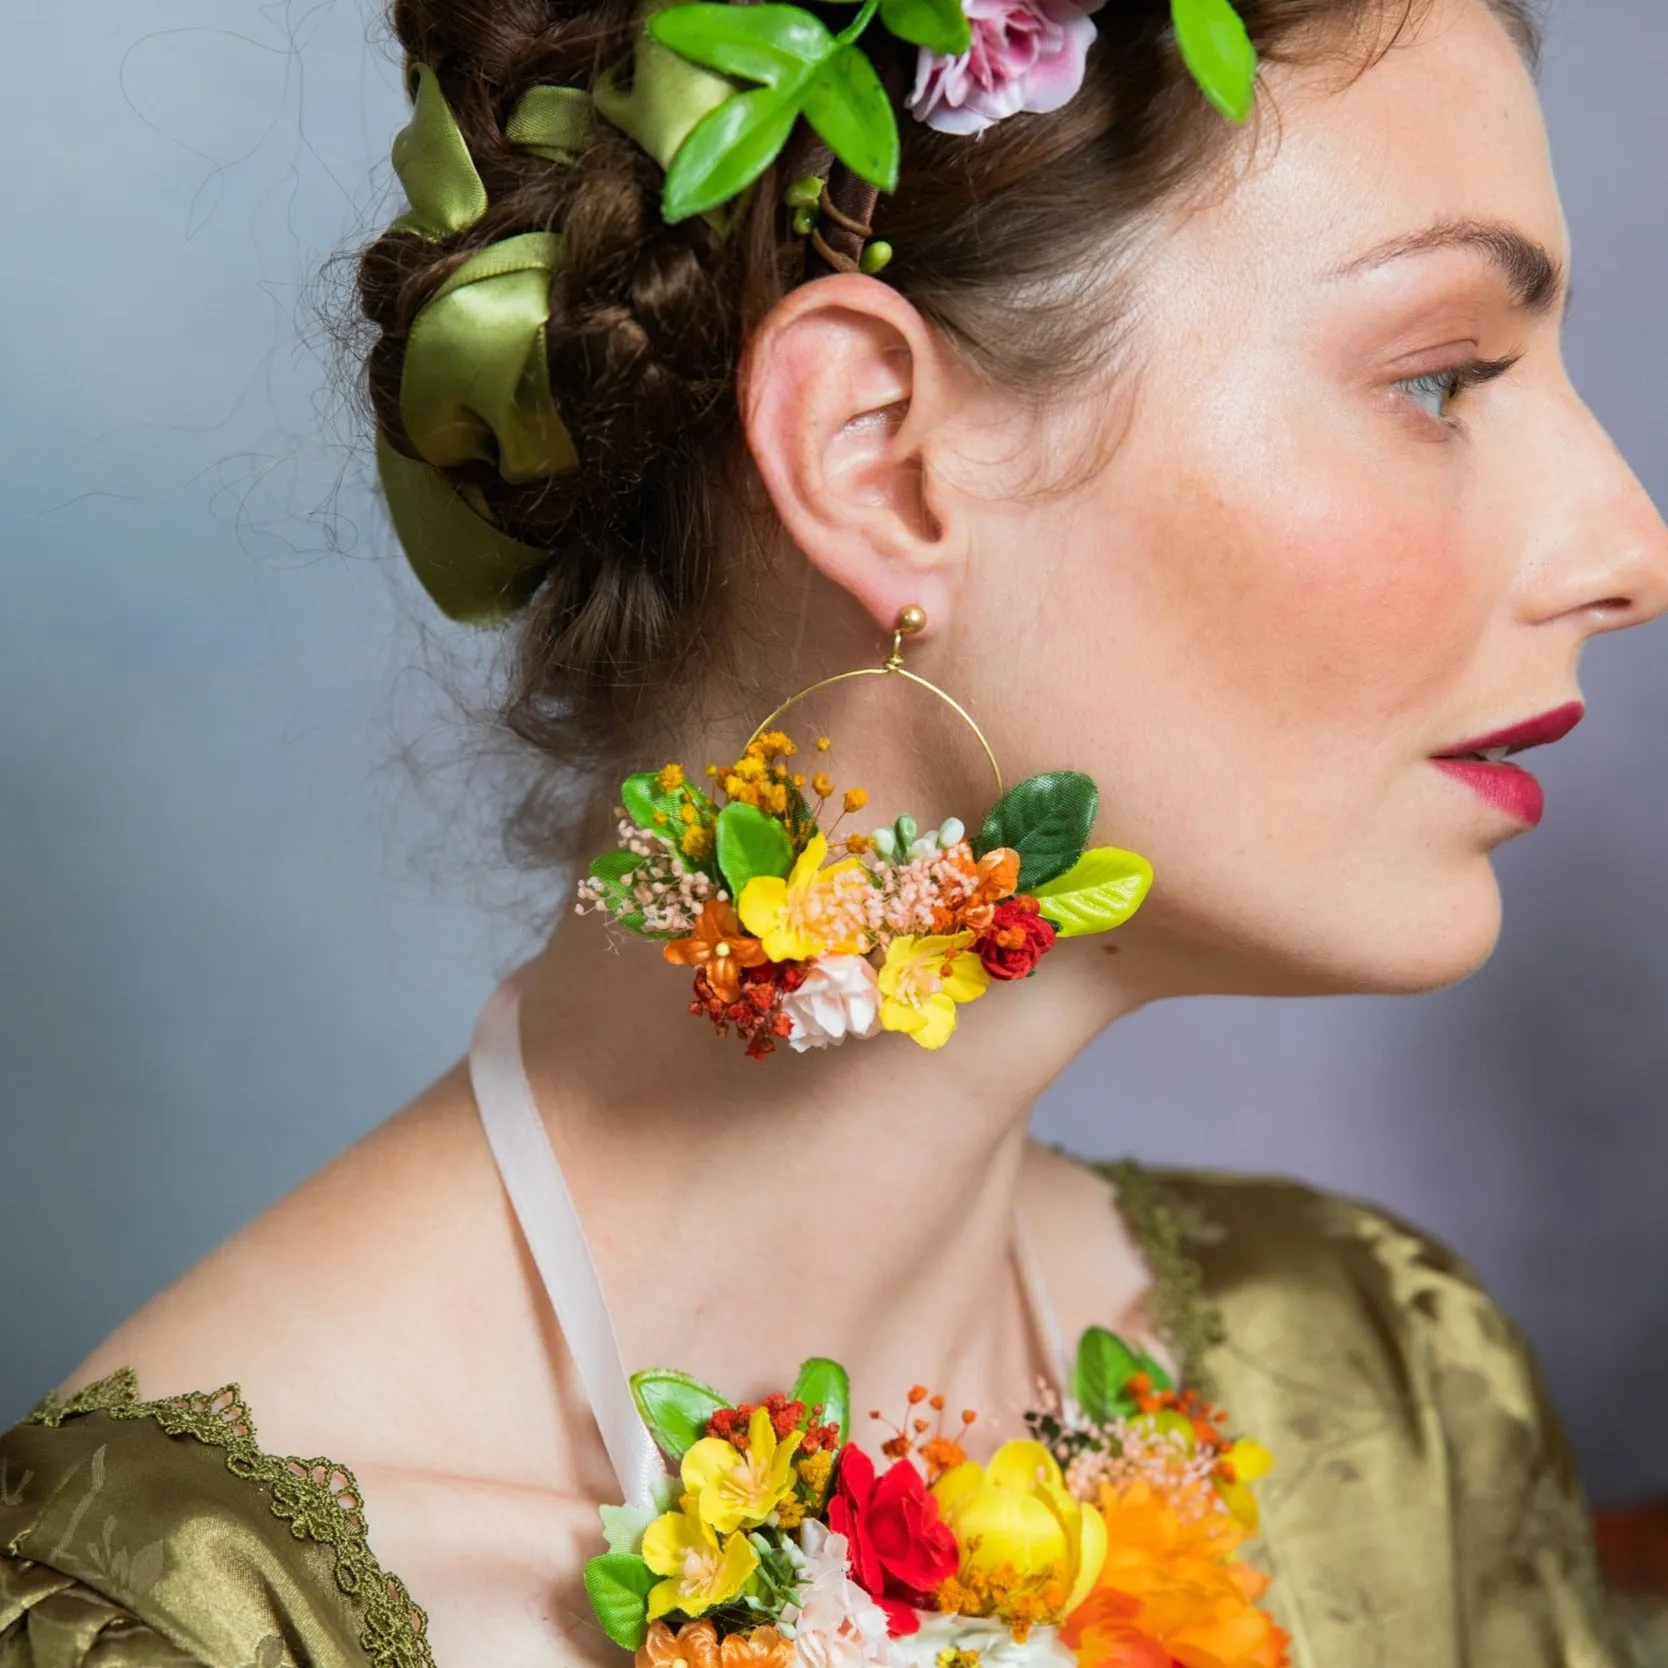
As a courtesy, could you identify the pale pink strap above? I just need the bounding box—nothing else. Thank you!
[469,968,667,1513]
[1013,1208,1074,1410]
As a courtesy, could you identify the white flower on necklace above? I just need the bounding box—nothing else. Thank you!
[781,1519,903,1668]
[888,1613,1077,1668]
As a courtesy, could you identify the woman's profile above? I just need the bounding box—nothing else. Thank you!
[3,0,1665,1665]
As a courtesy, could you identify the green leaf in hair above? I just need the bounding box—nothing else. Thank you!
[651,0,899,222]
[1172,0,1258,123]
[878,0,971,56]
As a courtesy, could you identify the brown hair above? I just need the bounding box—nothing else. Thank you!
[357,0,1539,857]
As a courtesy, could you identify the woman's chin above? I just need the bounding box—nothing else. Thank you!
[1116,864,1505,999]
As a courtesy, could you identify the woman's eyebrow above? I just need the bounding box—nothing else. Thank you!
[1326,217,1571,321]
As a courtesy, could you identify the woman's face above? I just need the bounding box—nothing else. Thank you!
[956,0,1668,997]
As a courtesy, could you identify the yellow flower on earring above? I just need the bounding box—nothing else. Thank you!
[878,933,990,1049]
[737,834,869,962]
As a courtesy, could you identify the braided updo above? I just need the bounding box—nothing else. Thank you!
[356,0,1539,860]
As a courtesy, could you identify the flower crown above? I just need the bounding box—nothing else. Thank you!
[374,0,1256,623]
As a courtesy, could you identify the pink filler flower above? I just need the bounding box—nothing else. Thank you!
[905,0,1103,136]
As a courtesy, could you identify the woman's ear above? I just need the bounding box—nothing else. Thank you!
[738,274,972,636]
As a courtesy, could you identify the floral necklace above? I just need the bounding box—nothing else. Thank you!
[583,1334,1288,1668]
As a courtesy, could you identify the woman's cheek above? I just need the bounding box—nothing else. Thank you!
[1129,449,1491,745]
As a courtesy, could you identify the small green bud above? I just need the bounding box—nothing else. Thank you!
[859,239,894,276]
[785,174,824,207]
[894,815,917,847]
[872,827,897,860]
[792,204,818,236]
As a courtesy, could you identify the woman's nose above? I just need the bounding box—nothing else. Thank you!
[1517,393,1668,637]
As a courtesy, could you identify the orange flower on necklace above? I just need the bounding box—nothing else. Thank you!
[663,901,770,1003]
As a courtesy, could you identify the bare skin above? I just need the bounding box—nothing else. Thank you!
[67,4,1668,1666]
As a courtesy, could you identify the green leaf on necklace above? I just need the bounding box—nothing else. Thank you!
[1171,0,1257,123]
[651,0,900,222]
[791,1356,852,1446]
[583,1553,659,1650]
[631,1366,729,1460]
[1073,1325,1142,1423]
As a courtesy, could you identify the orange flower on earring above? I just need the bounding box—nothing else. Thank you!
[663,900,771,1004]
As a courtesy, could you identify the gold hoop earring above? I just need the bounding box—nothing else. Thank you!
[575,605,1153,1058]
[745,606,1004,801]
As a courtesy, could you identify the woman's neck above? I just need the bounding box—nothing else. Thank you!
[513,902,1151,1449]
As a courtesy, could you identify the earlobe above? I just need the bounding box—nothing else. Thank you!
[740,274,967,636]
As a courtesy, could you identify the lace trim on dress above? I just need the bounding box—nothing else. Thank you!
[1100,1160,1228,1400]
[26,1367,436,1668]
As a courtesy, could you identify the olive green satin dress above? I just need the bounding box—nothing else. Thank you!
[0,1164,1634,1668]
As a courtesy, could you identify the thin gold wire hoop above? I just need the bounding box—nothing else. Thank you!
[745,606,1004,800]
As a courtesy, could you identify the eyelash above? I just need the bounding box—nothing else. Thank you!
[1393,354,1523,430]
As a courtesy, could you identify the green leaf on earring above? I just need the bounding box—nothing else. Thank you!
[621,772,666,830]
[974,771,1099,891]
[1171,0,1257,123]
[716,801,795,896]
[1032,846,1153,937]
[878,0,971,57]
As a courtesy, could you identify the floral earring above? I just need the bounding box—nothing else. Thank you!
[577,607,1153,1058]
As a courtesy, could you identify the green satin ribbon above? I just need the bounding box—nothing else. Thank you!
[375,16,739,623]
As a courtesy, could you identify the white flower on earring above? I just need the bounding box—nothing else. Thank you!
[782,955,883,1051]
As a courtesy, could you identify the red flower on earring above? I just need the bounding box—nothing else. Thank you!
[828,1444,961,1635]
[974,895,1058,980]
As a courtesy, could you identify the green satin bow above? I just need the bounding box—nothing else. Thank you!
[377,17,737,623]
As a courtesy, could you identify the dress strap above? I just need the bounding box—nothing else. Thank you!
[468,968,666,1513]
[1013,1207,1075,1411]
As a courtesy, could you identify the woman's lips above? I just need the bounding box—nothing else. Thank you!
[1430,700,1586,830]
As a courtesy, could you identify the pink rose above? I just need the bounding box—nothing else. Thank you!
[905,0,1102,137]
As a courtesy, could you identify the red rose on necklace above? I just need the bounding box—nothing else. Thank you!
[828,1445,960,1635]
[974,894,1058,980]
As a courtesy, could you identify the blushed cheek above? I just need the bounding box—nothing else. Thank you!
[1131,458,1490,751]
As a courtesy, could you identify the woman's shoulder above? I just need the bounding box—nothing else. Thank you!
[0,1367,430,1668]
[1104,1159,1628,1667]
[7,1069,617,1668]
[60,1062,571,1487]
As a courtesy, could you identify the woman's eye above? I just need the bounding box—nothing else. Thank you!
[1391,355,1522,426]
[1396,369,1462,419]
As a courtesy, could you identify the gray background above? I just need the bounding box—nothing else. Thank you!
[2,0,1664,1507]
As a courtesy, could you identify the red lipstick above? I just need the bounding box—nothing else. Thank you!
[1430,701,1585,829]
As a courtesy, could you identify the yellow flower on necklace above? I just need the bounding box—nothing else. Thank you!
[1217,1438,1274,1531]
[640,1495,759,1621]
[877,932,990,1050]
[933,1440,1107,1621]
[737,834,868,962]
[680,1405,803,1535]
